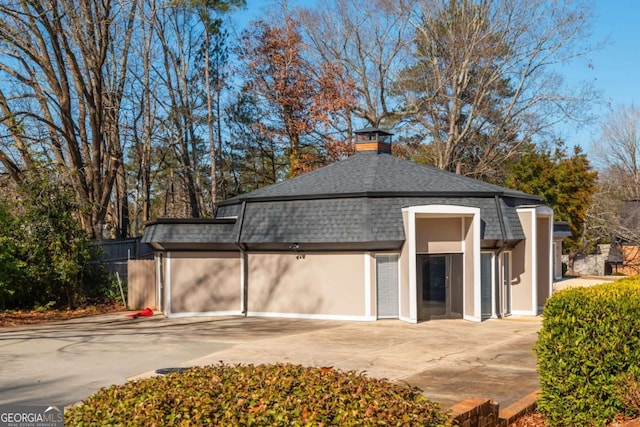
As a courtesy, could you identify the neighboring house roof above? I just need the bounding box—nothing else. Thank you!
[143,150,543,251]
[553,222,572,240]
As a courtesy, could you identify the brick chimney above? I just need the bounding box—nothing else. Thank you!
[354,127,393,154]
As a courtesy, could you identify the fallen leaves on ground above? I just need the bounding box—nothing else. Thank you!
[510,413,548,426]
[0,304,125,327]
[510,412,637,427]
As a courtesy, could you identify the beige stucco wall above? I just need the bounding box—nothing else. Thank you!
[169,252,241,314]
[537,216,552,310]
[247,252,366,317]
[416,217,462,253]
[512,210,533,312]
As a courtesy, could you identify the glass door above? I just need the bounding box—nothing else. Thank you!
[417,254,463,320]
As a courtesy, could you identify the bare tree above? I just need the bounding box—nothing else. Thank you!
[395,0,598,180]
[584,104,640,254]
[126,0,160,235]
[592,104,640,200]
[0,0,138,238]
[298,0,414,129]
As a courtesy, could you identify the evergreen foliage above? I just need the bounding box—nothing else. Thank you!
[0,170,109,309]
[535,277,640,426]
[506,143,598,255]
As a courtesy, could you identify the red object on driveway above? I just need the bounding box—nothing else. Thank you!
[126,308,154,319]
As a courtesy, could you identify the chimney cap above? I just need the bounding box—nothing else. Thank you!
[354,127,393,136]
[354,127,393,154]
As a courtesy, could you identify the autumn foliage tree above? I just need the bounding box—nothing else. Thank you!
[235,12,354,178]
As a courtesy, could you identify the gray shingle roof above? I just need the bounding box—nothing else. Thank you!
[144,152,543,249]
[220,151,538,204]
[141,219,239,250]
[235,196,524,247]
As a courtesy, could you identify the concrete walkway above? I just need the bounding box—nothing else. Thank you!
[1,313,541,409]
[553,275,618,292]
[1,275,622,410]
[141,316,543,409]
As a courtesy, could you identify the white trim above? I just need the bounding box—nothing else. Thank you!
[470,212,482,322]
[531,211,538,314]
[155,254,162,313]
[399,315,417,324]
[511,309,537,316]
[491,252,497,318]
[165,251,172,316]
[535,205,554,216]
[397,254,402,318]
[502,251,512,316]
[364,252,372,318]
[240,251,246,314]
[542,210,554,306]
[406,208,417,322]
[246,312,376,322]
[168,310,243,319]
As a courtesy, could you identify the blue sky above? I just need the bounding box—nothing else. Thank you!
[559,0,640,154]
[232,0,640,158]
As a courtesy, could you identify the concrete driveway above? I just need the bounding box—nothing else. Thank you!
[0,312,541,409]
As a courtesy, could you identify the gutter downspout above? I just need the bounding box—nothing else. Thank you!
[495,196,509,318]
[234,201,248,316]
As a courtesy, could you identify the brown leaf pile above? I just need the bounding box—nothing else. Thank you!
[0,304,124,326]
[510,413,548,426]
[510,412,637,426]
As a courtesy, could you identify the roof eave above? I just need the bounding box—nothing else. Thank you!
[144,217,237,226]
[217,190,541,205]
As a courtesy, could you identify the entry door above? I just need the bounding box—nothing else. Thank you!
[417,254,463,320]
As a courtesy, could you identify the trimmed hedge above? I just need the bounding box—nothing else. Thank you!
[535,277,640,426]
[65,363,449,426]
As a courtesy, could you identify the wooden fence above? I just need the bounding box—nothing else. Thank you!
[127,259,156,310]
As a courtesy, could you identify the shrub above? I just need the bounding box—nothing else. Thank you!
[0,169,111,309]
[535,277,640,426]
[65,363,449,426]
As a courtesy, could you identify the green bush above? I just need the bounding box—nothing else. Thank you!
[535,277,640,426]
[65,363,449,426]
[0,169,110,309]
